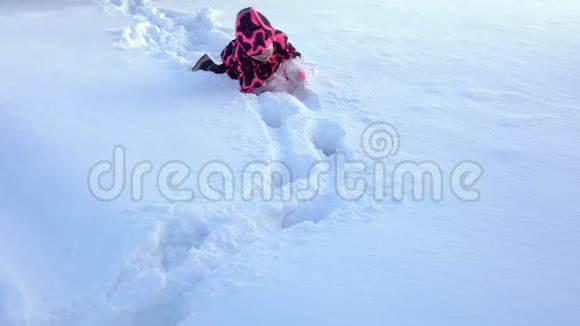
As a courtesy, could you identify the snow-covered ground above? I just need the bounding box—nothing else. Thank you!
[1,0,579,325]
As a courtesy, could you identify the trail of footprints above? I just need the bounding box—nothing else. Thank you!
[94,96,352,326]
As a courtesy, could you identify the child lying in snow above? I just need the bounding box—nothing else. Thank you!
[192,7,306,95]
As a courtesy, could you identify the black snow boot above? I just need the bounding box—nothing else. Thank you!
[192,54,227,74]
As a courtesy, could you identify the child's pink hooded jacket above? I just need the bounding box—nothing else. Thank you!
[220,7,301,93]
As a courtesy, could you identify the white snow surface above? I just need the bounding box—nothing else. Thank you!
[1,0,580,325]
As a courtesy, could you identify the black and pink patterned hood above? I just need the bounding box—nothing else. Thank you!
[235,7,277,56]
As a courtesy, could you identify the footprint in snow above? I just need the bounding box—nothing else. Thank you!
[311,119,347,157]
[257,93,302,129]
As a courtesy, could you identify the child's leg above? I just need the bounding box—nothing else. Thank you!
[192,54,227,74]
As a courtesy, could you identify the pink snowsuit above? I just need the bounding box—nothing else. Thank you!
[220,7,301,93]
